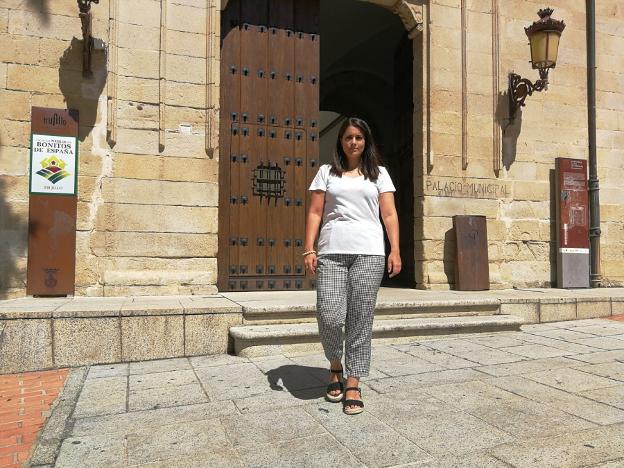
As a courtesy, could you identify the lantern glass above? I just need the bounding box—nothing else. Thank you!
[530,30,561,69]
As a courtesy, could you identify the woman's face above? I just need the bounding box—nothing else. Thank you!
[341,125,365,161]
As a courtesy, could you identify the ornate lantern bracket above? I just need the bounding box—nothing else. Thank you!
[78,0,100,78]
[509,8,565,117]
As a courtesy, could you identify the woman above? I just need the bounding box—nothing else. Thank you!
[303,117,401,415]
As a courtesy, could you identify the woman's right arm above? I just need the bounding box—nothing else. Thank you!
[304,190,325,275]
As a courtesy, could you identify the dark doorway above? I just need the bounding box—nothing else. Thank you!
[319,0,415,287]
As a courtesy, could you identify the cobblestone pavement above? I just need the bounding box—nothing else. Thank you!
[0,369,69,468]
[29,318,624,467]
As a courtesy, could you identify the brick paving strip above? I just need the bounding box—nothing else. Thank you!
[0,369,69,468]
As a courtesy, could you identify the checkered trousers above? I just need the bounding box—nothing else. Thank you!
[316,254,386,378]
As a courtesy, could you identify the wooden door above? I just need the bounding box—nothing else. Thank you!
[218,0,320,291]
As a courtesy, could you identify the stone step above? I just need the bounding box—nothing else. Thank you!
[230,314,525,357]
[241,299,502,325]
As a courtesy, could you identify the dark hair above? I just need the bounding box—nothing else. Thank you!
[330,117,382,182]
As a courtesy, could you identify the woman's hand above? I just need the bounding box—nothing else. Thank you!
[379,192,401,278]
[387,251,402,278]
[304,253,318,276]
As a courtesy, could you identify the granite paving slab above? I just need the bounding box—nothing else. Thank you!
[551,319,624,329]
[130,447,243,468]
[529,328,598,342]
[475,356,579,377]
[71,401,238,437]
[86,363,129,379]
[128,382,208,411]
[566,349,624,364]
[73,376,127,418]
[466,334,527,348]
[579,385,624,410]
[573,362,624,381]
[367,368,487,394]
[499,343,572,359]
[370,354,445,377]
[126,419,231,466]
[221,407,326,447]
[524,367,622,393]
[195,362,274,401]
[371,345,411,361]
[304,399,431,467]
[422,452,510,468]
[512,332,602,354]
[235,434,363,468]
[575,325,624,336]
[129,369,198,391]
[376,406,512,457]
[573,336,624,350]
[488,375,624,425]
[423,380,596,437]
[395,342,478,369]
[189,353,250,368]
[129,357,192,374]
[233,385,325,414]
[488,423,624,468]
[55,434,125,468]
[423,339,525,365]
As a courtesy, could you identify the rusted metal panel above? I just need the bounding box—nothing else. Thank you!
[453,215,489,291]
[27,107,79,296]
[218,0,319,291]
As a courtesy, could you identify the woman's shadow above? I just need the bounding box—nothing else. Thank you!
[265,365,328,400]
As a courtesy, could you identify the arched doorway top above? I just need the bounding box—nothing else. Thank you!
[218,0,424,38]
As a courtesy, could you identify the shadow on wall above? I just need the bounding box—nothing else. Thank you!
[28,0,51,25]
[0,176,28,299]
[496,90,522,171]
[59,37,107,141]
[549,168,557,286]
[443,227,456,288]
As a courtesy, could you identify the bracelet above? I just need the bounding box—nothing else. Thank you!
[302,250,317,257]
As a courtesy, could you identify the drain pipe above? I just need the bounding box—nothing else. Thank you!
[586,0,601,287]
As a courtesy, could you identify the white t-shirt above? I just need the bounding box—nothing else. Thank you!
[308,164,396,255]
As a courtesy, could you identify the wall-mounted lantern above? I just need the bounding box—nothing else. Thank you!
[78,0,99,78]
[509,8,566,116]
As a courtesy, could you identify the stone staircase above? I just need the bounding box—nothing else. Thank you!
[227,291,525,357]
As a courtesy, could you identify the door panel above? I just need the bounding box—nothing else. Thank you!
[219,0,320,291]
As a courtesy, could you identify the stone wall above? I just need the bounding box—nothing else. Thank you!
[416,0,624,289]
[0,0,221,298]
[1,0,622,297]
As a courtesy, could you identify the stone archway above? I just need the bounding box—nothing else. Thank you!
[217,0,426,289]
[219,0,424,37]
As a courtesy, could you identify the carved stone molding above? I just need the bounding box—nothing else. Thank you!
[391,0,424,38]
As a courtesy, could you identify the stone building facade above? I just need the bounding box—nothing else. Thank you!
[0,0,623,299]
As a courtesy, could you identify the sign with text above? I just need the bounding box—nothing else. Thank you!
[30,134,78,195]
[27,107,79,296]
[556,157,589,288]
[424,176,511,200]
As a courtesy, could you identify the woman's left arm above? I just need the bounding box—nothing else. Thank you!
[379,192,402,278]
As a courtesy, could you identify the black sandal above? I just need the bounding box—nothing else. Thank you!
[343,387,364,415]
[325,368,344,403]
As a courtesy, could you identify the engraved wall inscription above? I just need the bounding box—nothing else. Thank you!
[425,176,511,199]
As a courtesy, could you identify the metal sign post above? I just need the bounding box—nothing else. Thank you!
[26,107,79,296]
[556,158,590,288]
